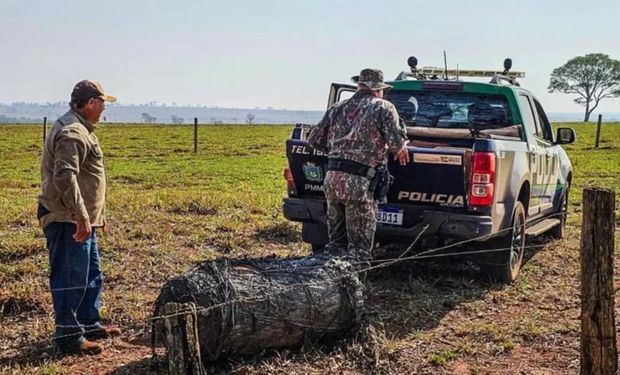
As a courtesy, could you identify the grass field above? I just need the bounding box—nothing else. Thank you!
[0,122,618,374]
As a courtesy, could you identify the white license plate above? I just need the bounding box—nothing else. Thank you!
[376,208,403,226]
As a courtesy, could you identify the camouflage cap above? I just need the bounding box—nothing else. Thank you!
[351,68,392,90]
[71,80,117,103]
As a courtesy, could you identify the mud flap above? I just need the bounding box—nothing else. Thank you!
[302,222,328,247]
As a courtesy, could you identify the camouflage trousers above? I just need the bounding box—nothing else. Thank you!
[323,171,377,261]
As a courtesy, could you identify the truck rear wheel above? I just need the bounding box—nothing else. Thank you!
[483,201,526,283]
[311,243,325,253]
[302,223,328,253]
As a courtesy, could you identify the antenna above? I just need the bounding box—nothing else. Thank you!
[443,51,448,80]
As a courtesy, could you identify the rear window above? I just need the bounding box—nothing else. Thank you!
[385,90,513,129]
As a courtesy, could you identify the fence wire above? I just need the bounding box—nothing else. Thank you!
[6,211,585,347]
[147,211,570,323]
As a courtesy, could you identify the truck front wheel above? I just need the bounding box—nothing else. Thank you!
[483,201,526,283]
[549,183,570,239]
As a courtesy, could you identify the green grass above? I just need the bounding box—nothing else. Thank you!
[0,121,618,374]
[556,123,620,222]
[429,350,460,366]
[0,123,307,373]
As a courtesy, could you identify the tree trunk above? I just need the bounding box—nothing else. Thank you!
[153,255,364,363]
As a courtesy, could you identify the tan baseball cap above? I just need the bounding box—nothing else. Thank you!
[71,80,117,103]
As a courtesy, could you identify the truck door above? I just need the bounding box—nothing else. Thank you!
[518,94,546,217]
[532,99,560,214]
[285,83,357,198]
[328,83,356,108]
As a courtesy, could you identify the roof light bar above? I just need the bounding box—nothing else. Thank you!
[417,67,525,78]
[396,56,526,84]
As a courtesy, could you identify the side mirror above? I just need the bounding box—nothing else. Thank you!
[555,127,576,144]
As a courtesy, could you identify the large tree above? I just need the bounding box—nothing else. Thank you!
[548,53,620,122]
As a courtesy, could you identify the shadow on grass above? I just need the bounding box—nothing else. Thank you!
[253,222,301,244]
[167,201,218,216]
[107,356,168,375]
[0,243,42,264]
[365,259,500,337]
[0,296,46,318]
[111,175,145,185]
[354,234,547,340]
[0,340,56,369]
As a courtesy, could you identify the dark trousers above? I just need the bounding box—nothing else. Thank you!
[44,222,102,347]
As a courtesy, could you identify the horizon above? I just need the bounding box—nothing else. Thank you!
[4,101,620,115]
[2,101,620,124]
[1,0,620,113]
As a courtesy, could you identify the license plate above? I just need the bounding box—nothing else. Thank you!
[376,207,403,226]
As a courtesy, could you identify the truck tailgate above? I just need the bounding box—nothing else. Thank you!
[387,147,471,210]
[287,140,471,211]
[286,139,328,198]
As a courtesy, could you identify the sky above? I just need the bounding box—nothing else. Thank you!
[1,0,619,113]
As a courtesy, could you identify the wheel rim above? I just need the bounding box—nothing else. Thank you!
[509,211,525,274]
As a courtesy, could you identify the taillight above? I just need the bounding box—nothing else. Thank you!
[283,167,297,196]
[470,152,495,206]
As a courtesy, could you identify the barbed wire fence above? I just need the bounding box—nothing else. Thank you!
[8,204,615,374]
[40,210,574,344]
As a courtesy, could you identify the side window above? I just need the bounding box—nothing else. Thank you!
[530,102,543,137]
[518,94,539,137]
[328,85,356,107]
[533,100,554,142]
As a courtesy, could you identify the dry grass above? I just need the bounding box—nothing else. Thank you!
[0,122,618,374]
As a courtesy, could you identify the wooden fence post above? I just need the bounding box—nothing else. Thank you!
[43,117,47,144]
[193,117,198,153]
[595,114,602,149]
[163,302,205,375]
[580,187,617,375]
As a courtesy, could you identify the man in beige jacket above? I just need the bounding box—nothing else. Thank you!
[38,80,119,355]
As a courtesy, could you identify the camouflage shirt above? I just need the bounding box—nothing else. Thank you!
[307,90,407,167]
[38,110,107,229]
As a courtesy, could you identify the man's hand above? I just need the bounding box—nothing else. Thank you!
[394,141,410,166]
[73,218,92,243]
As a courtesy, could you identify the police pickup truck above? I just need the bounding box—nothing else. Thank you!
[282,58,576,282]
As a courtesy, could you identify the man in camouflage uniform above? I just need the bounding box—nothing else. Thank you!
[308,68,410,261]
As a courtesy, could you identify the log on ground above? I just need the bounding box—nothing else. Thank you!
[153,254,364,362]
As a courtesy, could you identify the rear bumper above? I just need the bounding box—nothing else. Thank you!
[376,210,493,240]
[283,197,494,244]
[282,197,327,224]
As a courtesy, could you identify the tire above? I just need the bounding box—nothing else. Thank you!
[549,183,569,239]
[483,201,526,283]
[311,243,326,253]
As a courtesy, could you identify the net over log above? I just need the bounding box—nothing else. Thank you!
[153,255,364,362]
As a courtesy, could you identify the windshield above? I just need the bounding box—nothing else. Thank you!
[385,90,513,129]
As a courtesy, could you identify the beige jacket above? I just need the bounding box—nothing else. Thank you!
[38,110,106,229]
